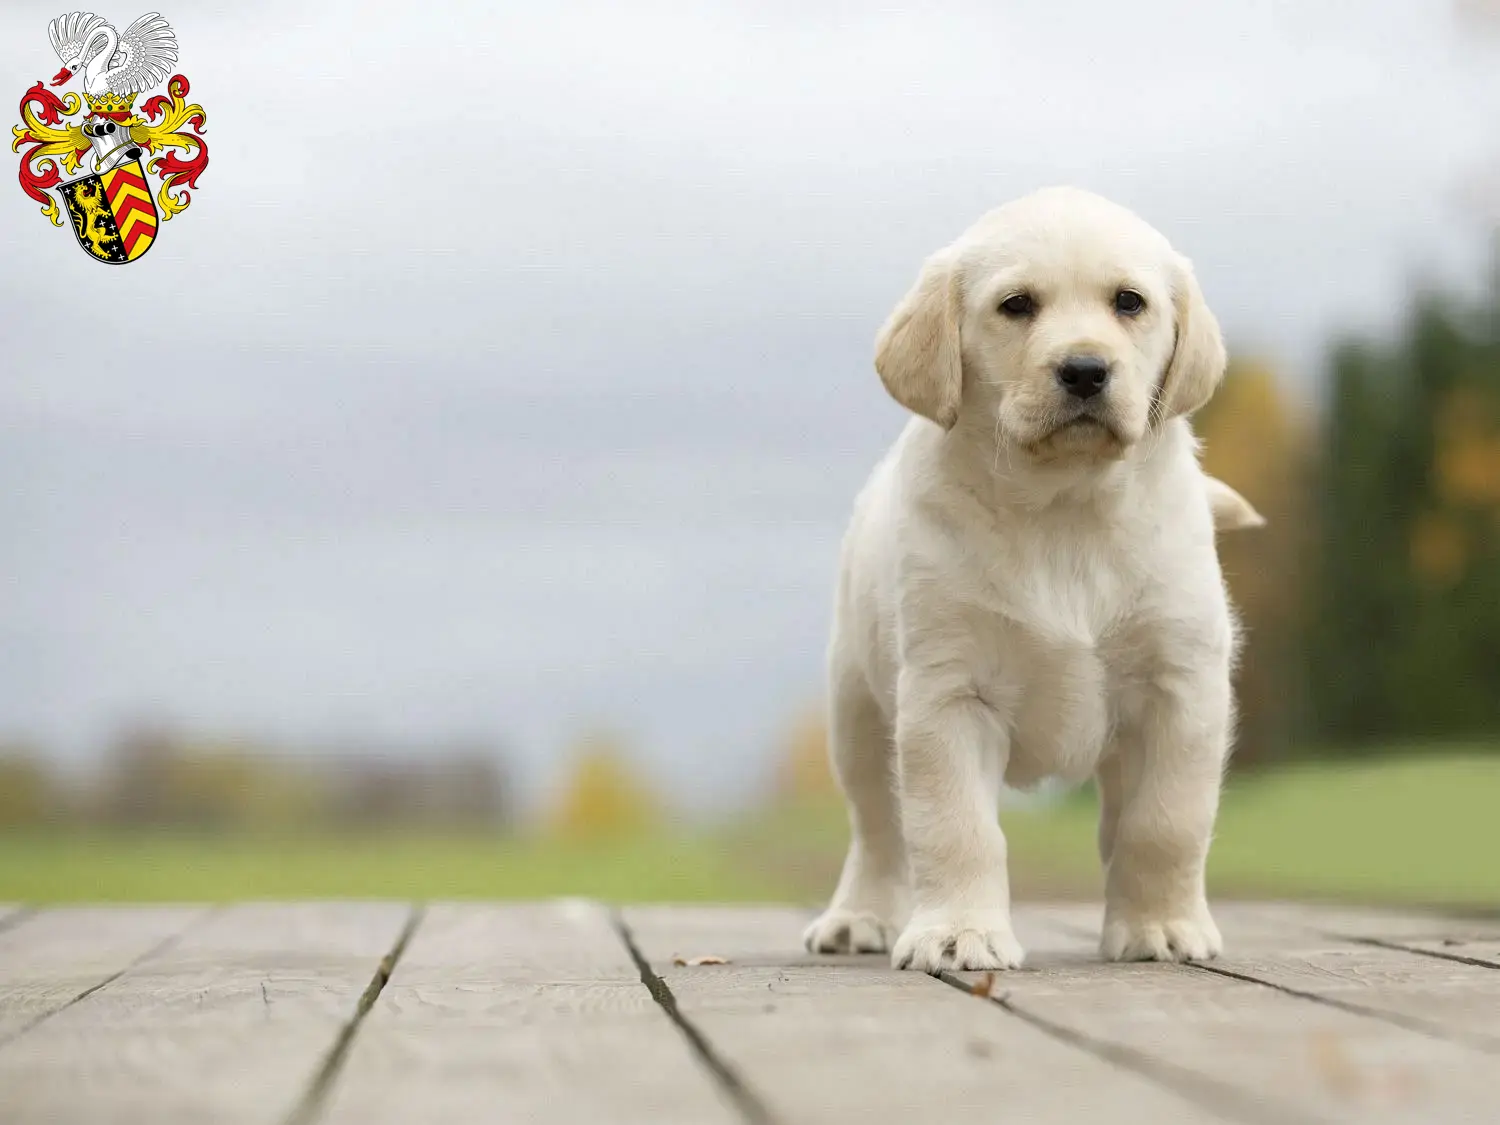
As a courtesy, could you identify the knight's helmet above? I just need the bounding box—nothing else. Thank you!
[82,92,143,173]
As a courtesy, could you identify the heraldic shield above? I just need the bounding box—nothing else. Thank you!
[58,157,159,264]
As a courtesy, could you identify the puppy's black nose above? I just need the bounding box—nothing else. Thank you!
[1056,355,1110,400]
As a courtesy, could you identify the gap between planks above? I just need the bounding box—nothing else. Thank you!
[663,903,1262,1123]
[613,910,780,1125]
[1339,935,1500,972]
[11,903,1490,1125]
[931,969,1312,1125]
[1045,913,1500,1056]
[627,903,1317,1125]
[630,903,1500,1125]
[282,904,426,1125]
[288,902,763,1125]
[0,905,217,1051]
[627,905,1270,1125]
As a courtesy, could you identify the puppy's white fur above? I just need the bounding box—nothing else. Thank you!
[806,186,1241,971]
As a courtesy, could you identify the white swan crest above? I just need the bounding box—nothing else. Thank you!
[47,10,179,98]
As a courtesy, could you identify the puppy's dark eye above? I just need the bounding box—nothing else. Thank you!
[999,293,1034,317]
[1114,289,1145,316]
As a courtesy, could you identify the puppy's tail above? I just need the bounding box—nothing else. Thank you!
[1206,476,1266,532]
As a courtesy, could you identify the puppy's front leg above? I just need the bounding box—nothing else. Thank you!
[1101,672,1228,963]
[891,684,1024,972]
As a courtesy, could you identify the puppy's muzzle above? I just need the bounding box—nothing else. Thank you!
[1055,355,1111,401]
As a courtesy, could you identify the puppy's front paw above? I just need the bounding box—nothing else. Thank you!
[803,908,897,954]
[892,910,1025,973]
[1101,907,1222,963]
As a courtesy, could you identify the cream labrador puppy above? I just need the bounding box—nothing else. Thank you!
[805,185,1251,972]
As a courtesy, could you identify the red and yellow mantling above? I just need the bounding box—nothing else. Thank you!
[12,74,208,232]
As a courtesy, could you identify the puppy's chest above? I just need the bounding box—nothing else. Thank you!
[958,531,1158,783]
[960,522,1146,653]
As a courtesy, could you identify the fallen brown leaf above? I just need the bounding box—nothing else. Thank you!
[1310,1029,1363,1100]
[970,972,997,998]
[672,954,731,967]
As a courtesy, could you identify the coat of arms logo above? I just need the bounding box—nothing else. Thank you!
[12,10,208,264]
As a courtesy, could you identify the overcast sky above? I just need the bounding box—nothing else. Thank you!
[3,0,1498,809]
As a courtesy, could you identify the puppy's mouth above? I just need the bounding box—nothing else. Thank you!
[1023,408,1128,460]
[1048,406,1121,441]
[1058,415,1109,432]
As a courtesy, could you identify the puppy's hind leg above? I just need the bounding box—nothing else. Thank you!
[804,674,908,955]
[1095,750,1124,869]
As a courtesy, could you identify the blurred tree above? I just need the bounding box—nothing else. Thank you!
[19,724,519,833]
[772,706,839,804]
[97,727,325,831]
[327,744,513,831]
[94,725,177,826]
[547,730,660,841]
[1308,275,1500,748]
[1195,358,1313,768]
[424,747,514,829]
[0,746,62,827]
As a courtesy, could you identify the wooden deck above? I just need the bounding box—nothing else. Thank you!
[0,901,1497,1124]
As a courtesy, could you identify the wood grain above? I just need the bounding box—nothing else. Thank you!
[0,902,409,1125]
[1046,901,1500,1054]
[1195,946,1500,1054]
[624,905,1234,1125]
[0,906,203,1044]
[1,901,1494,1125]
[1027,901,1500,954]
[1217,903,1500,948]
[981,909,1500,1124]
[320,900,740,1125]
[1357,938,1500,971]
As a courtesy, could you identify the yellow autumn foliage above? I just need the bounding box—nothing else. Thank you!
[547,732,660,841]
[1433,384,1500,510]
[773,706,838,804]
[1410,512,1469,587]
[1195,358,1312,765]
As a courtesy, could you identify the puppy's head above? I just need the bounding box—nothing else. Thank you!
[874,186,1226,464]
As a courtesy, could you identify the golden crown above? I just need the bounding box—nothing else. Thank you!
[84,90,137,116]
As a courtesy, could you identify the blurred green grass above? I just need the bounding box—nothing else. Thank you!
[1,752,1495,907]
[747,751,1500,908]
[0,832,790,905]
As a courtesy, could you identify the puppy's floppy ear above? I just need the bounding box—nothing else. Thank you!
[1158,253,1227,420]
[874,250,964,429]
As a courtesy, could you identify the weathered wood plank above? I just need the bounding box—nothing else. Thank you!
[0,906,28,939]
[1195,946,1500,1054]
[1217,903,1500,947]
[966,908,1500,1124]
[0,901,1489,1125]
[623,905,1235,1125]
[321,900,740,1125]
[0,902,409,1125]
[1039,903,1500,1053]
[1357,938,1500,971]
[1026,901,1500,953]
[0,905,203,1044]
